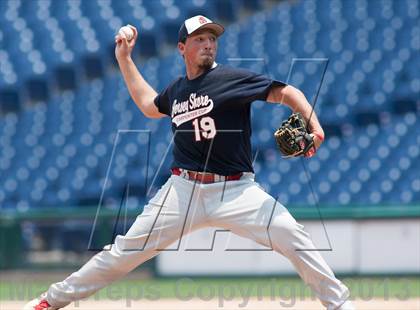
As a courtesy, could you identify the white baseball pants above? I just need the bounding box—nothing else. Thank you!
[46,173,352,309]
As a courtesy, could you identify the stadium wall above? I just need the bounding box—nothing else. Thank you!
[157,210,420,276]
[1,206,419,275]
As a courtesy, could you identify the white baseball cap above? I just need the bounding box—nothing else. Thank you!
[178,15,224,43]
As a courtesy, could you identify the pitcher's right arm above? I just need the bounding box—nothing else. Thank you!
[115,25,165,119]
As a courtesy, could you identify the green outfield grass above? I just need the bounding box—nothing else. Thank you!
[1,276,419,302]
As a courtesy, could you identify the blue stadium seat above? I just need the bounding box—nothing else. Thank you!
[1,0,419,210]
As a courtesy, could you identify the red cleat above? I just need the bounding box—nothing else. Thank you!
[23,293,60,310]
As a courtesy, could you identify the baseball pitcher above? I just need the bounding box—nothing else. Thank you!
[25,15,354,310]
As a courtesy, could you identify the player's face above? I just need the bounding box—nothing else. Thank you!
[180,29,218,70]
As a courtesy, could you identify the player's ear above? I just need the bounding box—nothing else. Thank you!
[178,42,185,56]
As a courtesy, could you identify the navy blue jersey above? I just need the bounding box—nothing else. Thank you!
[154,64,285,175]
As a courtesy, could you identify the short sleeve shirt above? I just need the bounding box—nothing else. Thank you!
[154,64,285,175]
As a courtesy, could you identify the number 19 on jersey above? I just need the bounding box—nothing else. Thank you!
[192,116,216,141]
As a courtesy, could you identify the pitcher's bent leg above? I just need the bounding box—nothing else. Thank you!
[212,179,353,310]
[267,205,352,309]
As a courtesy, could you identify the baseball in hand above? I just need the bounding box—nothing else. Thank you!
[118,25,134,41]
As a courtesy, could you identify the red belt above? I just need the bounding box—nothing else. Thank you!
[171,168,242,184]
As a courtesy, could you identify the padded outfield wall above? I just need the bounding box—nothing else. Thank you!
[1,205,419,275]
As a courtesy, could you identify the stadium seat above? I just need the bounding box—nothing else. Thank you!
[0,0,419,210]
